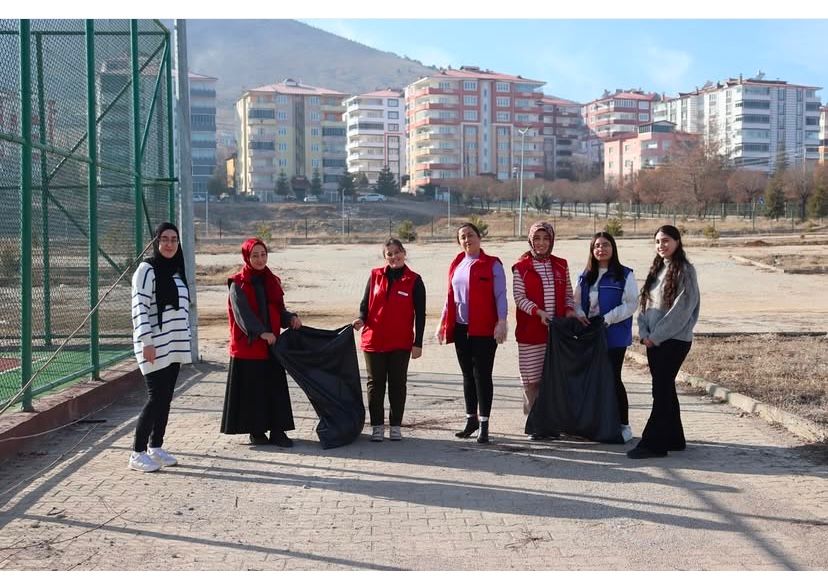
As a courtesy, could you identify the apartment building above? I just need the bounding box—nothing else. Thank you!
[236,79,347,200]
[582,89,658,167]
[405,66,545,191]
[603,121,699,186]
[539,95,586,179]
[819,106,827,164]
[652,75,822,172]
[188,72,218,199]
[343,89,407,185]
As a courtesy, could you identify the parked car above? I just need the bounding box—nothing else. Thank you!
[357,193,386,203]
[193,194,206,203]
[303,195,319,203]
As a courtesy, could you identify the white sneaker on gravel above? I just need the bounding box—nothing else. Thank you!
[370,425,384,442]
[621,425,634,443]
[389,426,402,441]
[147,447,178,467]
[128,451,161,472]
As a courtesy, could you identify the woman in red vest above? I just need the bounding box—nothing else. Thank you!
[512,221,576,436]
[220,238,302,447]
[437,223,508,444]
[352,238,426,442]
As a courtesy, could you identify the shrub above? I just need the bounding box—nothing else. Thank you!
[255,222,272,243]
[397,219,417,242]
[0,241,19,278]
[702,225,720,241]
[468,215,489,238]
[604,218,624,237]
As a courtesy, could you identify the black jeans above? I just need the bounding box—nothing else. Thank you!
[638,339,691,453]
[133,363,181,452]
[607,347,629,425]
[364,350,411,427]
[453,324,498,418]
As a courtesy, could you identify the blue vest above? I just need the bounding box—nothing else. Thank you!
[578,266,633,348]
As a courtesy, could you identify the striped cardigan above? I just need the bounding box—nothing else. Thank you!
[131,261,192,375]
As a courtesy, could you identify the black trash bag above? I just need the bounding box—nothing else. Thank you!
[525,316,623,444]
[272,325,365,449]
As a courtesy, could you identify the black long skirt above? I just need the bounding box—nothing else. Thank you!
[220,356,295,434]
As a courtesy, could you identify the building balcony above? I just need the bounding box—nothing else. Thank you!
[415,162,460,171]
[411,87,459,98]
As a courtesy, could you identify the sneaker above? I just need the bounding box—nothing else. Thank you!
[147,447,178,467]
[389,426,402,441]
[620,425,634,443]
[128,451,161,473]
[370,425,384,442]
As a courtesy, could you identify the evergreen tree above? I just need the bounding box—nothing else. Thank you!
[339,170,356,198]
[356,171,370,190]
[275,170,291,198]
[763,166,786,220]
[310,168,323,197]
[374,166,399,197]
[808,179,828,219]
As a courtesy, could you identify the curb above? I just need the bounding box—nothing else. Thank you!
[730,254,783,272]
[626,349,828,443]
[0,360,142,462]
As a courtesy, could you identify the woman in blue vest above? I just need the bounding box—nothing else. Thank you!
[574,231,639,443]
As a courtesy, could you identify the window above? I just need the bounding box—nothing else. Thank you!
[311,159,320,168]
[464,95,478,106]
[277,95,288,104]
[249,108,275,119]
[310,127,320,136]
[308,96,320,105]
[614,99,635,108]
[438,82,452,90]
[388,123,400,131]
[323,127,347,136]
[496,97,510,107]
[496,111,510,122]
[278,143,288,151]
[387,98,399,107]
[496,82,510,92]
[463,81,478,91]
[278,159,288,167]
[309,112,321,121]
[463,110,478,121]
[638,113,649,121]
[388,111,399,119]
[311,144,320,152]
[276,111,288,120]
[638,101,649,110]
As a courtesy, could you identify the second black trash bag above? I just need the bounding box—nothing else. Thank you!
[273,325,365,449]
[525,317,624,444]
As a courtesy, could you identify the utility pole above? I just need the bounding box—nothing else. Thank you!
[518,126,529,237]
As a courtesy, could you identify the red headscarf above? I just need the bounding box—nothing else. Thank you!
[239,238,285,304]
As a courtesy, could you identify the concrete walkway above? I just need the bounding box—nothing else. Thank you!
[0,339,826,570]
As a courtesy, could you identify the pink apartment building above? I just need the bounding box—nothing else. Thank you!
[582,89,658,167]
[405,66,545,191]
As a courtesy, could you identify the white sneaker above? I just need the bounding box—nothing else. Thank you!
[147,447,178,467]
[621,425,634,443]
[128,451,161,472]
[370,425,384,442]
[389,426,402,441]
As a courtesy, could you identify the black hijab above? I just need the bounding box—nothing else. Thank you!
[145,222,187,328]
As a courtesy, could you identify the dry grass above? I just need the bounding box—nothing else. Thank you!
[680,335,828,425]
[752,254,828,274]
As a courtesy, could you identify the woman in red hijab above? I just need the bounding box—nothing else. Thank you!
[220,238,302,446]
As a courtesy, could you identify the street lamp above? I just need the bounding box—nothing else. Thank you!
[517,126,529,237]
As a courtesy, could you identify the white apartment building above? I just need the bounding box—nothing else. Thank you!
[236,79,346,200]
[652,75,822,172]
[819,106,827,164]
[540,95,587,180]
[405,66,545,191]
[343,89,407,186]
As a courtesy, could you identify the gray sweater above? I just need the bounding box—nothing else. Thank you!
[637,262,700,345]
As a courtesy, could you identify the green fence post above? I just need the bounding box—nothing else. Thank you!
[20,20,34,412]
[164,30,175,221]
[131,20,143,256]
[87,20,100,379]
[35,32,52,348]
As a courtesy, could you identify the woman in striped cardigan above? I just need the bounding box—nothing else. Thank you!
[129,222,192,473]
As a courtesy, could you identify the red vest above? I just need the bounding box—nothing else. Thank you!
[442,249,502,344]
[512,254,569,344]
[361,265,419,352]
[226,273,284,359]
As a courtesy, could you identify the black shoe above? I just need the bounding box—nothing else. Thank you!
[476,420,489,444]
[626,445,667,459]
[269,430,294,448]
[249,433,269,445]
[455,417,479,438]
[529,431,560,441]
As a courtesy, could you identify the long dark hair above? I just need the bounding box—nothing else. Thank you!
[639,225,689,311]
[584,231,625,286]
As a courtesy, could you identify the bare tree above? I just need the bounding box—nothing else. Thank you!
[727,168,768,219]
[637,167,672,215]
[783,165,815,221]
[659,139,728,217]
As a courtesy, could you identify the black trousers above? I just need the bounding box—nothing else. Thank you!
[453,324,497,418]
[364,350,411,427]
[638,339,691,453]
[133,362,181,452]
[607,346,629,425]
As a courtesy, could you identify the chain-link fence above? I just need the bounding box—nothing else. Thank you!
[0,19,176,410]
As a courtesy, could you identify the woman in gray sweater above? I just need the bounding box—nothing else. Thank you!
[628,225,700,459]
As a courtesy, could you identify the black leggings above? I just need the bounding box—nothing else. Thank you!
[638,339,691,452]
[453,324,498,418]
[133,363,181,452]
[607,347,629,425]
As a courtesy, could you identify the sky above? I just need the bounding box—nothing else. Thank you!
[301,18,828,104]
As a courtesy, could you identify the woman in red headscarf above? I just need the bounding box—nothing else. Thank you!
[220,238,302,447]
[512,221,577,437]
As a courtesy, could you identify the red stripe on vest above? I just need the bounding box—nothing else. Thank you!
[361,265,418,352]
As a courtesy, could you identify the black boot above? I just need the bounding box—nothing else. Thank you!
[476,420,489,444]
[249,433,268,445]
[455,416,479,438]
[269,430,294,448]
